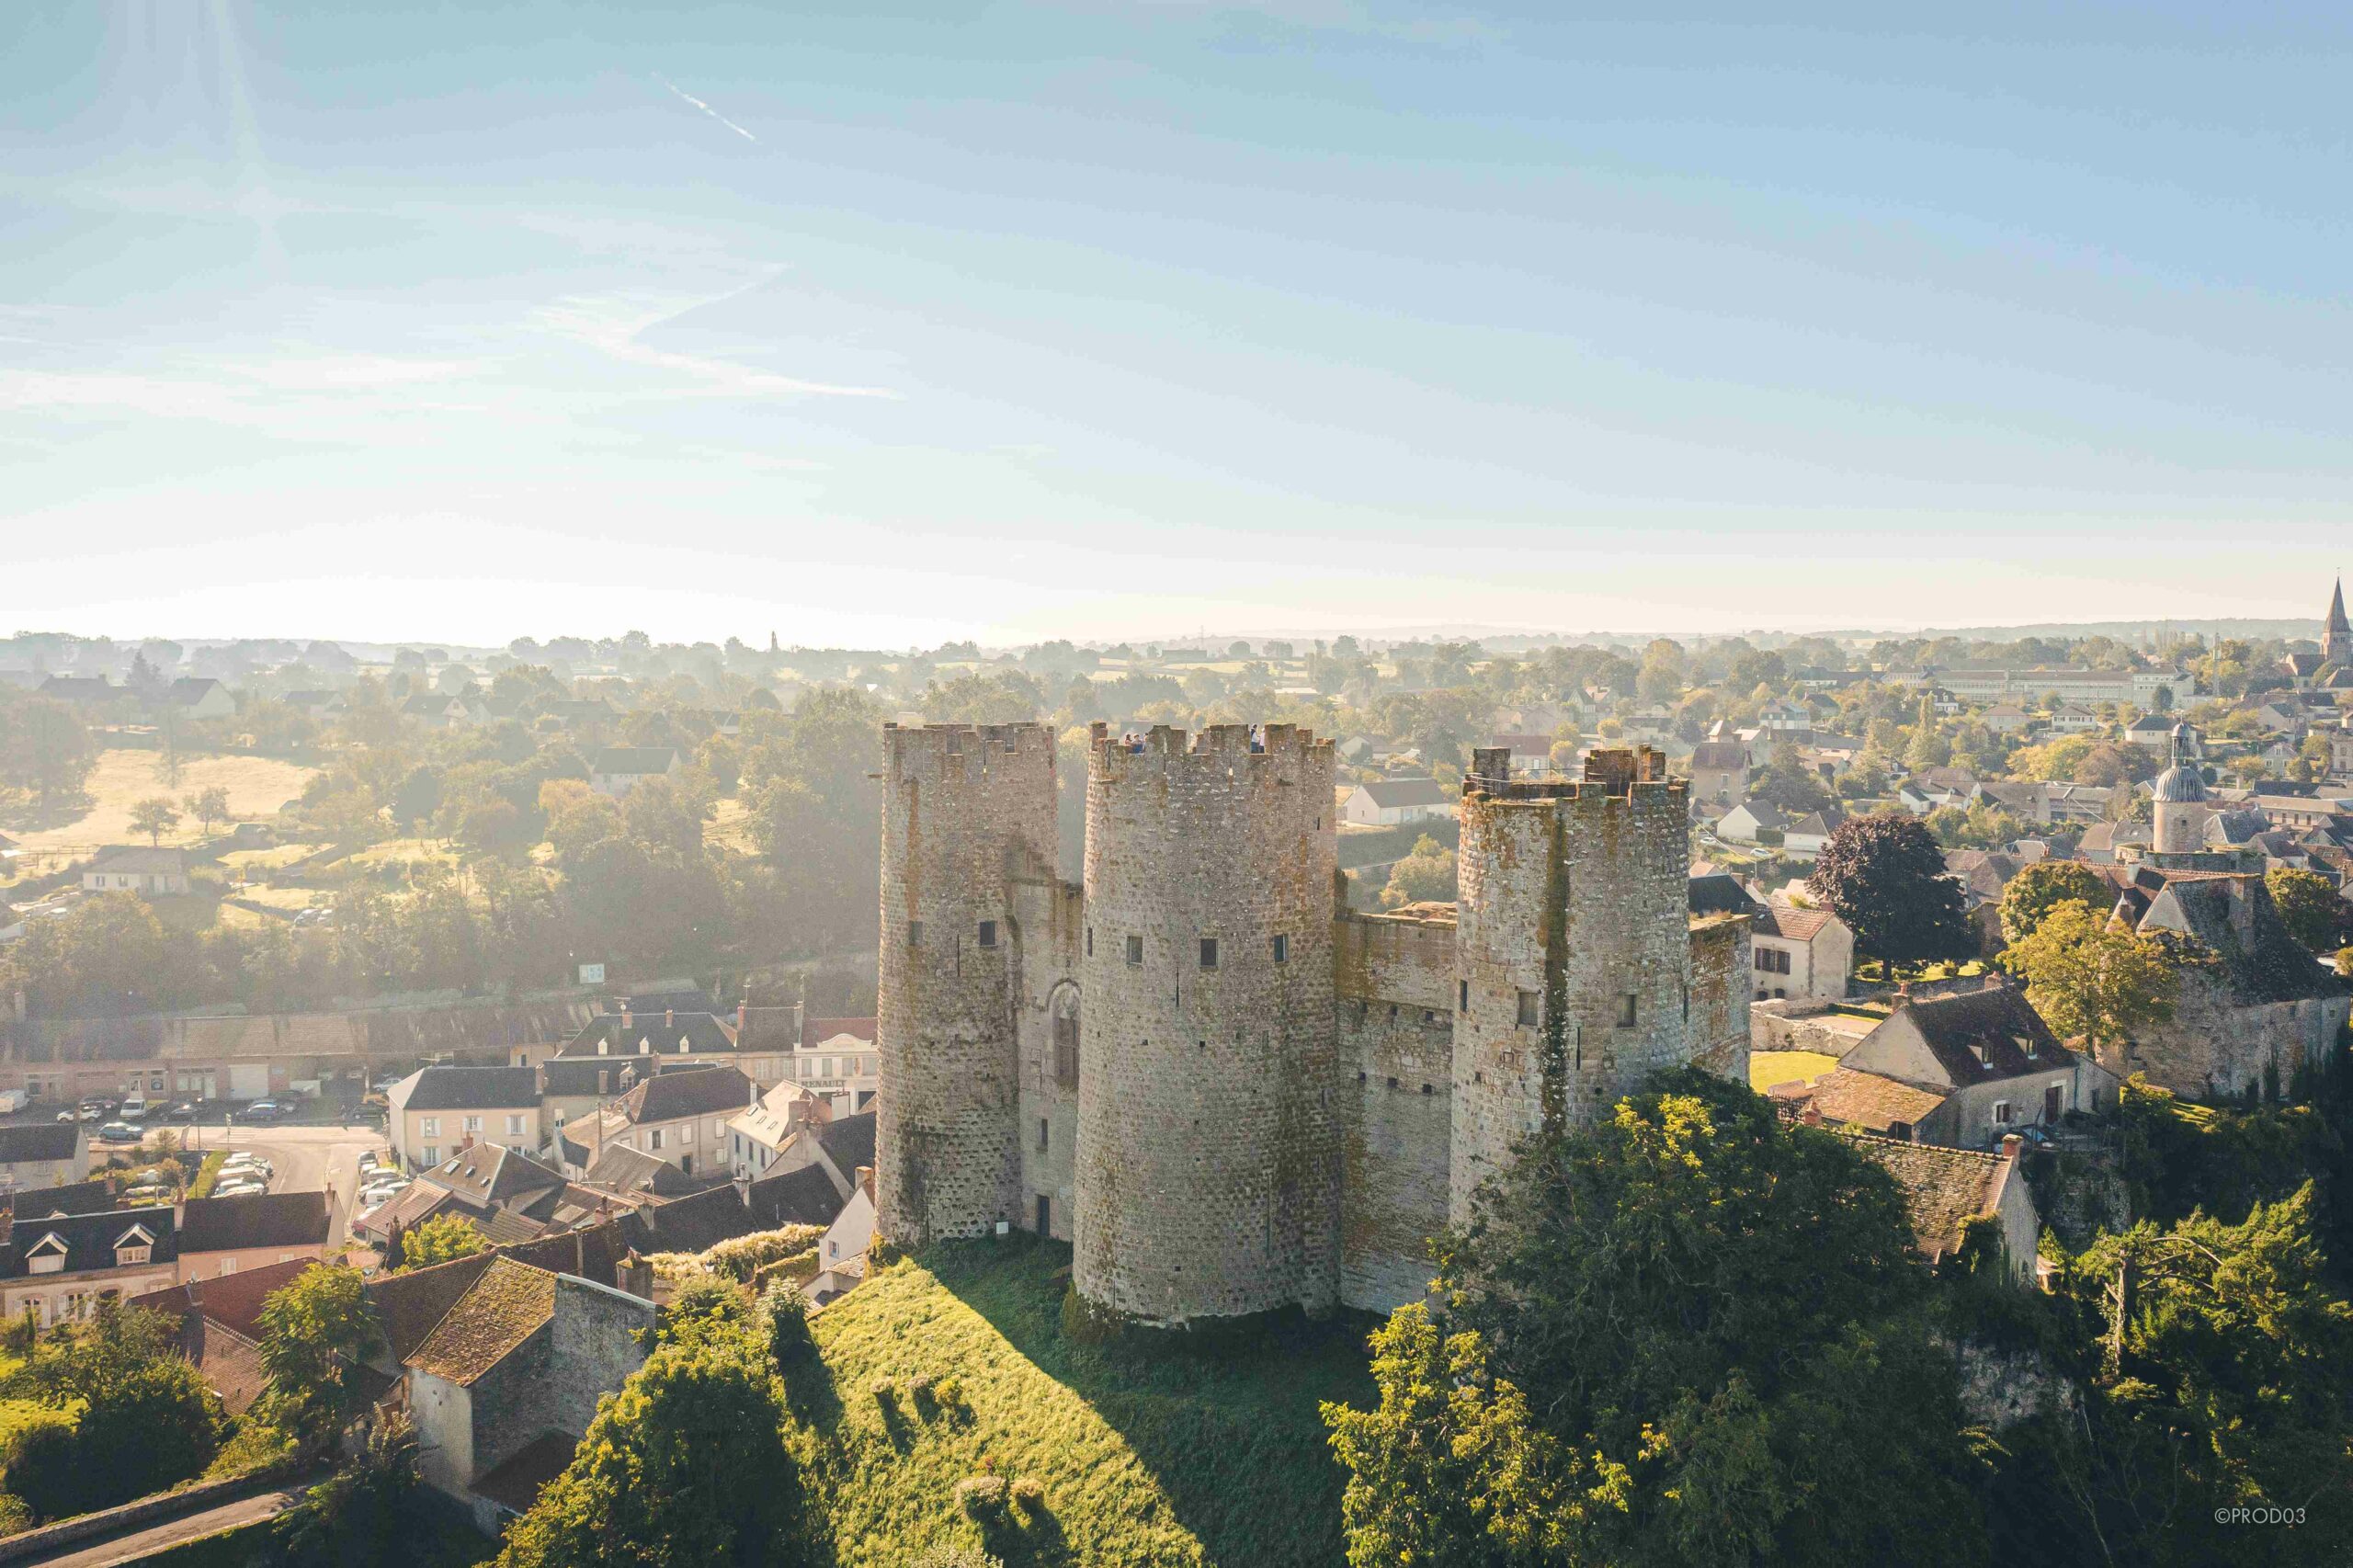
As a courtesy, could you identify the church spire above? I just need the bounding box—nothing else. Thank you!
[2330,576,2349,633]
[2327,577,2351,667]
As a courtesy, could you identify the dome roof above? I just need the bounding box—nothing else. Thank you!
[2153,764,2208,804]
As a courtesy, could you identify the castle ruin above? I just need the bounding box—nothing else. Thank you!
[875,722,1751,1325]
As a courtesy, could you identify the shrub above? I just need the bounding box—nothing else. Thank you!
[954,1474,1008,1519]
[749,1248,820,1292]
[933,1374,966,1412]
[701,1224,825,1283]
[908,1372,938,1405]
[1009,1476,1045,1510]
[758,1281,817,1370]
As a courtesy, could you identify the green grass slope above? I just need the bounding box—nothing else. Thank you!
[800,1235,1377,1568]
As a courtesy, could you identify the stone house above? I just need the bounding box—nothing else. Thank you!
[1814,980,2116,1150]
[743,1111,876,1230]
[395,1256,654,1529]
[82,846,189,897]
[1749,903,1854,1002]
[0,1122,88,1193]
[1843,1130,2040,1285]
[567,1064,755,1181]
[1715,800,1787,845]
[0,1201,180,1327]
[807,1166,877,1308]
[388,1066,543,1171]
[165,677,236,721]
[1688,739,1749,812]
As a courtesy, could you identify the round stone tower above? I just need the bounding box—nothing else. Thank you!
[876,722,1059,1248]
[1449,746,1693,1224]
[1074,722,1340,1325]
[2152,722,2209,855]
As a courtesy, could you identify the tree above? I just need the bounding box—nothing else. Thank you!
[2266,868,2344,953]
[391,1213,486,1272]
[1997,859,2111,946]
[1997,899,2177,1056]
[1750,743,1833,813]
[6,1301,223,1519]
[496,1326,801,1568]
[1807,814,1974,975]
[390,767,442,830]
[127,796,182,846]
[182,784,232,835]
[1380,835,1458,909]
[1325,1071,1984,1568]
[255,1265,385,1449]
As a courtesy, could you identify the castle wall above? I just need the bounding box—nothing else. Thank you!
[2100,983,2351,1099]
[1334,911,1455,1312]
[1450,752,1694,1224]
[1074,724,1341,1324]
[875,723,1059,1246]
[1688,915,1753,1083]
[1012,871,1085,1241]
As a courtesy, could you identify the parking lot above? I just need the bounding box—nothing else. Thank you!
[74,1119,400,1248]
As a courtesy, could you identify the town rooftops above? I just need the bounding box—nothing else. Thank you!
[618,1064,755,1126]
[398,1065,540,1111]
[5,1178,113,1219]
[130,1256,318,1342]
[745,1162,844,1229]
[404,1256,557,1385]
[801,1016,878,1048]
[580,1142,703,1198]
[1687,873,1758,916]
[0,1203,177,1278]
[1690,741,1748,770]
[0,1123,84,1166]
[177,1191,331,1254]
[1797,1068,1949,1135]
[557,1010,738,1059]
[1843,1132,2018,1265]
[423,1144,567,1210]
[1858,981,2074,1086]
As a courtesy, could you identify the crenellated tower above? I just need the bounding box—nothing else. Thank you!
[1449,746,1692,1224]
[1074,722,1341,1325]
[875,722,1060,1247]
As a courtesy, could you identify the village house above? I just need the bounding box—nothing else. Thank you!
[164,677,236,721]
[82,845,189,897]
[0,1122,88,1193]
[586,745,683,798]
[1983,703,2030,734]
[565,1064,756,1182]
[0,1201,180,1327]
[745,1112,877,1233]
[1688,738,1749,812]
[1802,979,2116,1150]
[1714,800,1787,846]
[1338,777,1454,827]
[174,1191,333,1283]
[401,691,486,729]
[726,1080,830,1181]
[387,1065,543,1171]
[1781,809,1844,858]
[1841,1129,2041,1286]
[131,1256,319,1415]
[1748,902,1855,1002]
[807,1165,877,1307]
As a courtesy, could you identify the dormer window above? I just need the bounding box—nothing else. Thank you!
[677,1038,690,1053]
[27,1234,66,1276]
[638,1038,650,1055]
[1975,1042,1992,1069]
[597,1040,609,1056]
[113,1224,155,1267]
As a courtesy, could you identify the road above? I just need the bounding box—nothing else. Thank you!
[104,1122,391,1247]
[21,1480,316,1568]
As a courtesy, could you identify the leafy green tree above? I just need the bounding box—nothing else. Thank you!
[1998,900,2177,1056]
[391,1213,486,1272]
[0,697,97,804]
[496,1326,802,1568]
[1807,814,1974,975]
[181,784,232,835]
[1750,743,1832,813]
[1998,859,2111,946]
[759,1280,818,1371]
[255,1266,384,1449]
[127,796,181,846]
[2266,868,2344,953]
[6,1301,223,1519]
[1326,1071,1985,1568]
[1380,835,1458,909]
[389,766,442,829]
[268,1414,422,1568]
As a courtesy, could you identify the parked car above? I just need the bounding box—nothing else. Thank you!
[96,1122,142,1143]
[222,1157,274,1177]
[165,1102,199,1121]
[74,1104,105,1122]
[54,1111,75,1124]
[120,1101,148,1122]
[213,1179,266,1198]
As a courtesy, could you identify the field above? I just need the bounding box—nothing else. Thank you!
[1750,1050,1840,1093]
[1,749,319,862]
[801,1236,1375,1568]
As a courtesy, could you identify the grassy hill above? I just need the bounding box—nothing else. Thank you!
[798,1234,1378,1568]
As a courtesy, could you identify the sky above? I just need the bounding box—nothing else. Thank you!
[3,2,2350,650]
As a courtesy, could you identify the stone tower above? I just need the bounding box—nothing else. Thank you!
[1073,723,1340,1325]
[875,722,1060,1247]
[2151,722,2210,856]
[1449,746,1692,1224]
[2325,578,2351,668]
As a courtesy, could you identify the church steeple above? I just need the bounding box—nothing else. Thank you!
[2326,577,2350,666]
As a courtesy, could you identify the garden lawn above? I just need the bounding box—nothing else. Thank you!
[800,1235,1375,1568]
[1750,1050,1840,1094]
[1,751,318,859]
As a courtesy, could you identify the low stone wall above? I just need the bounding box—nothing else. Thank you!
[0,1466,313,1564]
[1750,998,1875,1059]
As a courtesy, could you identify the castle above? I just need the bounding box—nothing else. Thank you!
[873,722,1751,1325]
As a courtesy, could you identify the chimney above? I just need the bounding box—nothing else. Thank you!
[856,1165,875,1203]
[1998,1132,2024,1161]
[736,1001,746,1034]
[1894,980,1913,1003]
[1799,1104,1823,1126]
[665,1007,674,1028]
[621,1009,631,1030]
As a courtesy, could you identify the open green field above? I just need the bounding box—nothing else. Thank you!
[1750,1050,1840,1093]
[802,1236,1376,1568]
[0,749,318,862]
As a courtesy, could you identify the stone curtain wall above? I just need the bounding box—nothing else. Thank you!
[540,1275,654,1431]
[1013,874,1086,1242]
[1688,915,1754,1083]
[2105,983,2353,1098]
[1334,913,1456,1311]
[1074,724,1341,1325]
[876,723,1060,1246]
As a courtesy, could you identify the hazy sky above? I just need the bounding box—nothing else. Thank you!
[4,3,2349,649]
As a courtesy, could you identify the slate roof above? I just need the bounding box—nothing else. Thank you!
[6,1178,114,1218]
[86,846,188,875]
[400,1066,540,1112]
[618,1065,754,1126]
[0,1124,85,1166]
[817,1111,876,1179]
[1786,811,1844,838]
[745,1163,844,1229]
[556,1011,739,1059]
[1844,1132,2013,1264]
[472,1431,579,1515]
[2137,875,2345,1006]
[496,1222,627,1290]
[423,1144,568,1210]
[581,1143,702,1197]
[1888,983,2073,1085]
[178,1192,331,1254]
[405,1257,556,1386]
[1687,873,1758,916]
[1689,742,1749,771]
[0,1203,177,1279]
[588,746,681,777]
[617,1185,756,1256]
[1354,778,1450,809]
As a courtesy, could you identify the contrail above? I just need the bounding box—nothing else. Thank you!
[658,76,757,143]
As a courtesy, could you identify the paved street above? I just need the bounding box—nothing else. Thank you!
[98,1122,392,1246]
[20,1480,317,1568]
